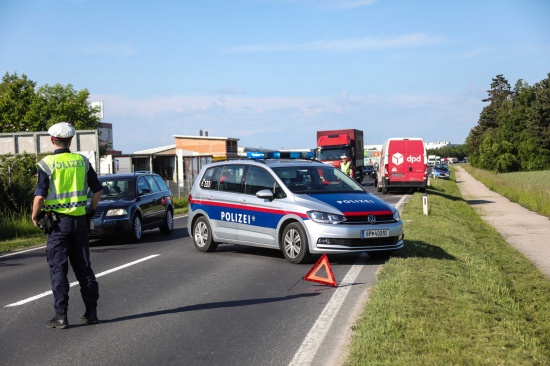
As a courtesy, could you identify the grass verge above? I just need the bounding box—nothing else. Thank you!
[463,165,550,218]
[344,170,550,365]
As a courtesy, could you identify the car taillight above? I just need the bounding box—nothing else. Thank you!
[188,194,192,203]
[384,164,389,176]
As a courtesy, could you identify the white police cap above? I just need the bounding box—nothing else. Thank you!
[48,122,75,140]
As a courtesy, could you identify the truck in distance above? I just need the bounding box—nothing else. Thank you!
[315,129,365,182]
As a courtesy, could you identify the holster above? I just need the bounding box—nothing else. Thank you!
[37,211,59,235]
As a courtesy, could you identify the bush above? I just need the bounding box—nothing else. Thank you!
[0,153,43,218]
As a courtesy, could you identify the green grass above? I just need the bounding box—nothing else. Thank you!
[0,210,43,241]
[464,165,550,218]
[344,170,550,365]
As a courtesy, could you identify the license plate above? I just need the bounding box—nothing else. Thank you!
[361,229,389,238]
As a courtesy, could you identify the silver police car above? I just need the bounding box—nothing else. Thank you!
[188,152,404,264]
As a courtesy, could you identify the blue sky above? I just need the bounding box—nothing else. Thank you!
[1,0,549,153]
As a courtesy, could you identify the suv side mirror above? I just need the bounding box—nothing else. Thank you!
[138,188,151,196]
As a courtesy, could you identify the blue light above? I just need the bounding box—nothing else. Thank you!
[246,150,314,160]
[247,151,266,159]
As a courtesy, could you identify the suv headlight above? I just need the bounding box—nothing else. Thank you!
[307,211,346,224]
[106,208,128,216]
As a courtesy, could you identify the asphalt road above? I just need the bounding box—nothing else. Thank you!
[0,176,406,366]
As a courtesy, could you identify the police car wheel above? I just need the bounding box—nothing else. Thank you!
[193,217,218,252]
[281,223,311,264]
[160,210,174,234]
[129,215,143,242]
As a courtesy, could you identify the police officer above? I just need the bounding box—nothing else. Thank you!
[340,156,352,177]
[31,122,103,329]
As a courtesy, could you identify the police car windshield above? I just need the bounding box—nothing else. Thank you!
[271,166,364,194]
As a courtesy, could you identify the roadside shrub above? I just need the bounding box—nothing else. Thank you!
[0,153,41,218]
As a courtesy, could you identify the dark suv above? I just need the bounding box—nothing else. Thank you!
[88,172,174,242]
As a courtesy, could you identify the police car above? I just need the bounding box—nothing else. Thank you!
[187,151,404,264]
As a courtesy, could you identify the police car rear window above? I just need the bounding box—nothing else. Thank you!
[200,165,245,193]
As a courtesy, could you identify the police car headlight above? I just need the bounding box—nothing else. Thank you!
[106,208,128,216]
[307,211,346,224]
[393,209,401,222]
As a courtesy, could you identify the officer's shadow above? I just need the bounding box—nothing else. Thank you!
[97,292,319,324]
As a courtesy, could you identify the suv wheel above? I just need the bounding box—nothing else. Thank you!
[193,217,218,252]
[160,210,173,234]
[282,223,311,264]
[129,215,143,242]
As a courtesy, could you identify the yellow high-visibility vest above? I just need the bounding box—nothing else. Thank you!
[37,153,89,216]
[340,161,351,175]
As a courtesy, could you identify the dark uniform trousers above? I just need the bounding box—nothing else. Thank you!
[47,214,99,314]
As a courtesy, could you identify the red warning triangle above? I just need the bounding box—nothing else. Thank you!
[304,254,337,287]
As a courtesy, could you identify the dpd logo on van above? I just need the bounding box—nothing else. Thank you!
[407,155,422,163]
[392,153,404,165]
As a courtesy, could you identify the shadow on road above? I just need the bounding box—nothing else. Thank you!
[98,292,320,325]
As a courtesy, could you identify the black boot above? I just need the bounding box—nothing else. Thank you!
[46,313,68,329]
[80,308,98,325]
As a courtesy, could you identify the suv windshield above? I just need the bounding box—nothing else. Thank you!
[272,165,364,194]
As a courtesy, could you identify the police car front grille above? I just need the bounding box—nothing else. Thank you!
[344,214,395,224]
[327,236,401,247]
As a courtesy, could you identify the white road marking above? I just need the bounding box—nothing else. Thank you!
[288,252,368,366]
[0,246,46,258]
[4,255,160,307]
[394,194,408,211]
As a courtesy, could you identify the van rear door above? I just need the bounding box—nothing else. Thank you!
[387,139,425,184]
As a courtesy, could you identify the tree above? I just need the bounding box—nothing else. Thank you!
[0,72,105,218]
[467,73,550,172]
[0,72,37,132]
[0,72,101,133]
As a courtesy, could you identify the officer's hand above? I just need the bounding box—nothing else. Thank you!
[86,208,96,220]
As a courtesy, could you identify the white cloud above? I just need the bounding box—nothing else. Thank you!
[283,0,377,9]
[91,91,481,152]
[91,94,336,118]
[227,33,444,53]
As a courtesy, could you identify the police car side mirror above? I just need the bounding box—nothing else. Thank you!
[256,189,274,201]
